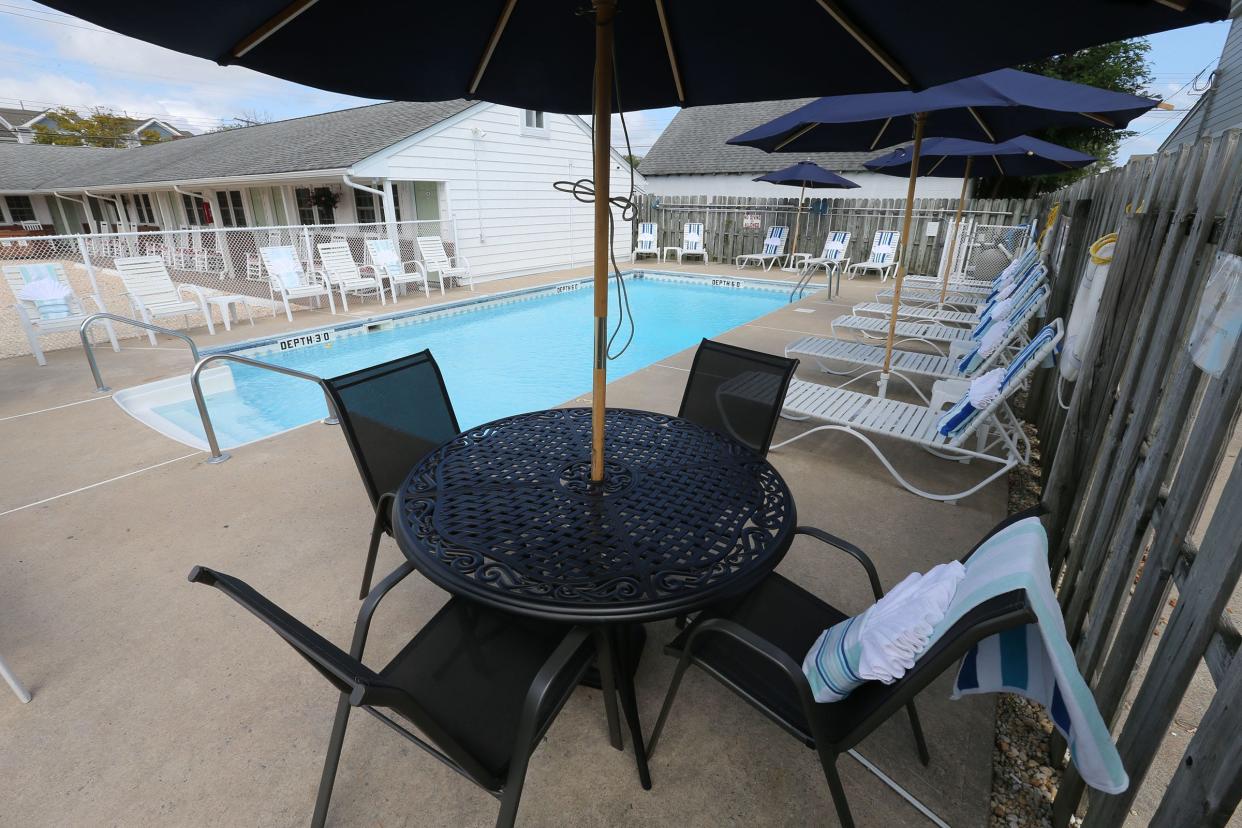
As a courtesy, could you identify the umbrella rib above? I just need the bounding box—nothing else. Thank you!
[1079,111,1116,127]
[1153,0,1190,9]
[966,107,996,142]
[775,123,818,151]
[813,0,911,86]
[925,155,946,175]
[470,0,520,94]
[991,155,1005,175]
[869,117,892,150]
[653,0,686,104]
[230,0,319,59]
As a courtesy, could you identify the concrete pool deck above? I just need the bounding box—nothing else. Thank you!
[0,261,1009,826]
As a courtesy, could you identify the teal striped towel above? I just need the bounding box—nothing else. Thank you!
[18,263,73,319]
[934,516,1129,794]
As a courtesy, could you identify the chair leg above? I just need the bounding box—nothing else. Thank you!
[645,637,696,758]
[496,754,532,828]
[310,693,352,828]
[359,509,386,600]
[819,755,855,828]
[904,701,931,766]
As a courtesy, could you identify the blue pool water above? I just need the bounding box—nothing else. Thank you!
[154,276,787,448]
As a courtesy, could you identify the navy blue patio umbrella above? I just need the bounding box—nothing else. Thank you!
[42,4,1220,478]
[754,163,858,268]
[864,136,1096,300]
[730,69,1155,392]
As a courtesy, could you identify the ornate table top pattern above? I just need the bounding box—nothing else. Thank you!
[395,408,796,621]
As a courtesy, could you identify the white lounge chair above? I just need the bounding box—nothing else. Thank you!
[672,222,708,263]
[317,241,385,311]
[830,314,977,347]
[775,320,1063,502]
[787,284,1051,402]
[735,226,789,270]
[851,302,980,327]
[259,245,335,322]
[417,236,473,291]
[19,220,43,232]
[633,222,660,261]
[798,231,852,276]
[892,245,1040,301]
[845,231,900,282]
[113,256,215,344]
[860,262,1048,328]
[4,262,119,366]
[365,238,431,300]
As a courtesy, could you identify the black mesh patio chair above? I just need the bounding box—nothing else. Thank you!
[647,513,1039,828]
[322,350,460,598]
[678,338,798,456]
[188,562,593,828]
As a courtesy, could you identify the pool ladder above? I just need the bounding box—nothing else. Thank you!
[79,312,338,465]
[787,265,840,303]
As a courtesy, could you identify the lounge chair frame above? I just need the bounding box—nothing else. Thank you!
[113,255,215,344]
[3,262,119,365]
[259,246,335,322]
[735,226,789,271]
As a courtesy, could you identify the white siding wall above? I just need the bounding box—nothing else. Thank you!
[643,172,965,200]
[358,104,636,280]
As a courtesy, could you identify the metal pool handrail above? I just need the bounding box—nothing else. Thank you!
[191,353,339,464]
[80,312,200,393]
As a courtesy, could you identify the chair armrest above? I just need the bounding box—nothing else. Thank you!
[794,526,884,600]
[451,255,471,270]
[684,618,818,709]
[177,284,209,306]
[513,626,593,753]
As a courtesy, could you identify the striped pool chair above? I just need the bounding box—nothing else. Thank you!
[633,222,660,261]
[845,231,900,282]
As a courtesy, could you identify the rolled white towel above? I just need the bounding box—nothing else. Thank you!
[969,367,1006,408]
[856,561,967,684]
[979,321,1010,358]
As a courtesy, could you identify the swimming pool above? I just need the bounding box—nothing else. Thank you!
[115,273,790,450]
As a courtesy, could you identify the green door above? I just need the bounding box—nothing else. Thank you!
[413,182,440,221]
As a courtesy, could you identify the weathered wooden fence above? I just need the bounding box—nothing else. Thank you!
[1021,128,1242,826]
[630,194,1040,275]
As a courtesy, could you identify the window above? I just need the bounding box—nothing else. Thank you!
[5,196,36,223]
[353,189,378,224]
[295,187,336,225]
[181,193,211,226]
[216,190,247,228]
[124,193,157,225]
[354,188,402,223]
[521,111,546,135]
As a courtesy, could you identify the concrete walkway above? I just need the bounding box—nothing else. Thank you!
[0,261,1007,826]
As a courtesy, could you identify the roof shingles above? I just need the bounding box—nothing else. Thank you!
[0,100,475,191]
[638,100,882,177]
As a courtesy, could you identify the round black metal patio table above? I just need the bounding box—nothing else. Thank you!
[392,407,797,788]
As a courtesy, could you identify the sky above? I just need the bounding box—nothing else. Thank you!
[0,2,1231,163]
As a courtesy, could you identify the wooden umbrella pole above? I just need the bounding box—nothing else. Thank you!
[880,112,925,380]
[590,0,616,482]
[789,181,806,269]
[939,156,972,303]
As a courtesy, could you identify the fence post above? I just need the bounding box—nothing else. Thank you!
[302,224,314,266]
[75,234,102,298]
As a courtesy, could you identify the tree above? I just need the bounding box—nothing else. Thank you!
[210,109,274,132]
[987,39,1154,196]
[623,153,644,169]
[30,107,156,148]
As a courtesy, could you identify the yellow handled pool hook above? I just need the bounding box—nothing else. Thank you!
[1089,232,1117,265]
[1037,202,1060,250]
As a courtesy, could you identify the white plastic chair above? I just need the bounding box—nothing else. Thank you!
[365,238,431,300]
[3,263,119,366]
[676,223,708,263]
[735,226,789,270]
[845,231,900,282]
[633,222,660,261]
[259,246,335,322]
[317,241,385,311]
[416,236,473,291]
[19,220,43,232]
[113,256,215,344]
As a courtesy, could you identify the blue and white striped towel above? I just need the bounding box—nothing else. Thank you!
[933,517,1129,794]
